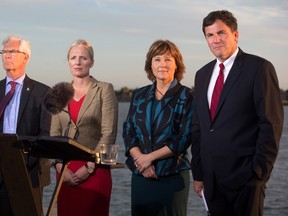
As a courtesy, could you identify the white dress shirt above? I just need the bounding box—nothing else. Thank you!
[207,48,239,107]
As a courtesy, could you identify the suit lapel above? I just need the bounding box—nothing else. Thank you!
[17,76,33,125]
[0,79,7,130]
[215,49,244,119]
[76,78,96,125]
[199,61,215,123]
[0,79,6,101]
[142,85,155,138]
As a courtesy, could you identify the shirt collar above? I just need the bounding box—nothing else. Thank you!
[217,47,239,68]
[6,74,26,86]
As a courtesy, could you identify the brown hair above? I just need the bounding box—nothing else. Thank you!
[144,39,185,82]
[202,10,238,35]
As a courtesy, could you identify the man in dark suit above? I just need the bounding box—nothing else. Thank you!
[0,35,51,215]
[191,10,284,216]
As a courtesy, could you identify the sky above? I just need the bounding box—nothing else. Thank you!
[0,0,287,90]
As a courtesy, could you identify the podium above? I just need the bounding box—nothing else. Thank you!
[0,134,124,216]
[0,134,41,216]
[18,135,103,216]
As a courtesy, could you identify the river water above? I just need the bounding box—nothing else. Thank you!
[43,103,288,216]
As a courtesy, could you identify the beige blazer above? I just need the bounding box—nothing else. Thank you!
[50,76,118,151]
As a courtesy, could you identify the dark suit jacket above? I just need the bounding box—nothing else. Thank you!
[0,75,51,188]
[191,48,284,199]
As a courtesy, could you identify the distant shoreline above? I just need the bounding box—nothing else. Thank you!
[116,93,288,106]
[115,88,288,105]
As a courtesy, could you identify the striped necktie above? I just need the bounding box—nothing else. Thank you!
[0,81,17,118]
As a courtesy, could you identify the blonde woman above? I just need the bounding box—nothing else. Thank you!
[51,39,118,216]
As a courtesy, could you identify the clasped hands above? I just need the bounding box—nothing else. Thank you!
[55,163,94,187]
[134,153,158,179]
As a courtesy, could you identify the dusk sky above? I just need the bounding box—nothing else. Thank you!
[0,0,287,90]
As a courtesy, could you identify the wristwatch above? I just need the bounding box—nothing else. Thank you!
[52,159,62,169]
[85,164,95,174]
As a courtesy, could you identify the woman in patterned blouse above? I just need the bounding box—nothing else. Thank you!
[123,39,194,216]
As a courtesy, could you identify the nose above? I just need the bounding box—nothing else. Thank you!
[159,59,167,66]
[75,58,81,65]
[213,34,221,43]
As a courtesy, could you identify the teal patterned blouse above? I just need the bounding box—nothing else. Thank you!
[123,80,194,176]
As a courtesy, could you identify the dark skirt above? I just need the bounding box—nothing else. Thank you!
[131,170,190,216]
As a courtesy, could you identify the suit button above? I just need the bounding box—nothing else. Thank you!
[210,129,214,132]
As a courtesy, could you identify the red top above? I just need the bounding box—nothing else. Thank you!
[68,95,86,123]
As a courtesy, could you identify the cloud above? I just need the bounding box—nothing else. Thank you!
[0,0,287,89]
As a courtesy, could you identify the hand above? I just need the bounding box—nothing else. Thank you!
[141,165,158,179]
[56,163,76,186]
[134,153,153,173]
[194,180,204,197]
[86,161,95,169]
[63,169,79,187]
[73,165,90,184]
[55,163,63,174]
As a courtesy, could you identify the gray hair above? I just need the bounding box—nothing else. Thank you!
[2,34,31,59]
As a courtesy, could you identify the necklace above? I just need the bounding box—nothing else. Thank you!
[156,88,164,96]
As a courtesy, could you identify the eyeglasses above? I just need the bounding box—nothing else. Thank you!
[0,50,26,55]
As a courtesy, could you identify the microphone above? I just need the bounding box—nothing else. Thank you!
[43,82,75,137]
[43,82,74,115]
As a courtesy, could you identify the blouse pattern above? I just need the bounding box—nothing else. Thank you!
[123,81,194,176]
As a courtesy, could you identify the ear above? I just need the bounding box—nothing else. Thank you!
[90,59,94,68]
[234,30,239,42]
[23,53,30,63]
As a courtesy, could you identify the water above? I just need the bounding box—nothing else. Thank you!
[43,103,288,216]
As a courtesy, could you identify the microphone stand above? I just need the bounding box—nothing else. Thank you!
[47,160,68,216]
[62,109,72,137]
[47,109,72,216]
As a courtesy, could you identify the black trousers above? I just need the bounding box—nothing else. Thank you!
[206,178,266,216]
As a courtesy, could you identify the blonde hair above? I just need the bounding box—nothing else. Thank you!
[67,39,94,61]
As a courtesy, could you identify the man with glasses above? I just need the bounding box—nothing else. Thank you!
[0,34,51,215]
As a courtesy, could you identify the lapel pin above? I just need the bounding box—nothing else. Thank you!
[27,87,30,91]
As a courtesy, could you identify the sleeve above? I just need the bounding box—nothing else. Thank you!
[190,72,203,181]
[98,83,118,145]
[50,114,63,136]
[39,87,52,136]
[252,59,284,179]
[166,88,194,156]
[122,91,140,156]
[190,107,203,181]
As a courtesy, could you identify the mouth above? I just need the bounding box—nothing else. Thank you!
[213,45,224,50]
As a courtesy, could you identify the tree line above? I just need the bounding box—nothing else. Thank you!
[115,87,288,105]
